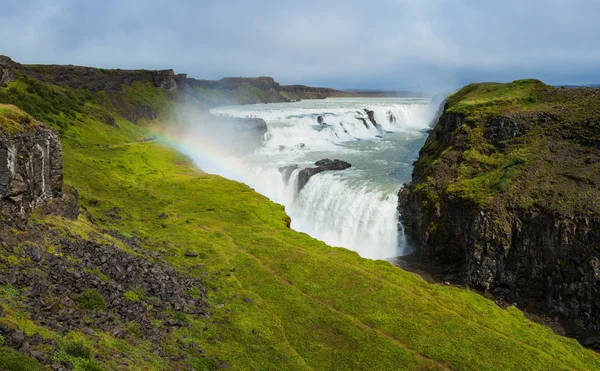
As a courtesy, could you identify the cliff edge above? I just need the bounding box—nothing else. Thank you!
[399,79,600,336]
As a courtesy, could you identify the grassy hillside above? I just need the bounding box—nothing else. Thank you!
[0,71,599,370]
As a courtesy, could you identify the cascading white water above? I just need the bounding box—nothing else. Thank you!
[291,172,402,259]
[179,97,436,260]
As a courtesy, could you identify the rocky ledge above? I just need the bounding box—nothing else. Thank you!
[279,159,352,192]
[398,80,600,342]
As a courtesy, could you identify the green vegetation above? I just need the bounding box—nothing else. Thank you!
[413,79,600,215]
[77,289,106,311]
[0,103,43,134]
[123,289,145,302]
[0,67,598,370]
[0,347,41,371]
[62,340,92,359]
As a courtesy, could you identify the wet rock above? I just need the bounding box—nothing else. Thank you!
[278,165,298,183]
[29,350,45,360]
[387,110,397,124]
[24,242,42,262]
[297,159,352,191]
[364,109,378,128]
[317,115,325,125]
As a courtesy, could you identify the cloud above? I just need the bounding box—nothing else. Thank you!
[1,0,599,90]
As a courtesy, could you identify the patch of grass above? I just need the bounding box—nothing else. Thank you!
[84,266,109,283]
[77,289,106,311]
[0,104,43,134]
[123,290,143,302]
[0,285,20,298]
[0,346,41,371]
[62,340,92,359]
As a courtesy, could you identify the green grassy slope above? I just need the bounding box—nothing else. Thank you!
[0,73,599,370]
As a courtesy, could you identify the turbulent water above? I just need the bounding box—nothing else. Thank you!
[180,97,438,260]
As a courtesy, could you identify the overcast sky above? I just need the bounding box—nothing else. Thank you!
[1,0,599,91]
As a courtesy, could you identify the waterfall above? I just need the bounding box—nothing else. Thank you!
[178,98,434,260]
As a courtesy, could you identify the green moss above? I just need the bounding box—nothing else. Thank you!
[123,290,144,302]
[0,104,43,134]
[77,289,106,311]
[0,284,20,298]
[0,347,41,371]
[446,79,546,117]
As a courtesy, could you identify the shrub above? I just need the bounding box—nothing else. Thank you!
[77,289,106,311]
[62,340,91,359]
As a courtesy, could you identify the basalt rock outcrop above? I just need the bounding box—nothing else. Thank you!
[0,125,63,217]
[0,55,184,93]
[398,80,600,335]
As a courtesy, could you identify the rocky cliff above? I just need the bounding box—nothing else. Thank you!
[0,55,185,93]
[0,105,62,217]
[185,76,354,106]
[398,80,600,336]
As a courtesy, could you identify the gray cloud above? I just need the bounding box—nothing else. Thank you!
[1,0,599,91]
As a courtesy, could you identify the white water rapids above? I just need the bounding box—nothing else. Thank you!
[176,97,438,260]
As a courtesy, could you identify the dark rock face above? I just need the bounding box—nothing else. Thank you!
[0,129,63,216]
[0,56,17,87]
[400,184,600,331]
[297,159,351,191]
[1,54,183,94]
[484,115,534,144]
[398,88,600,335]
